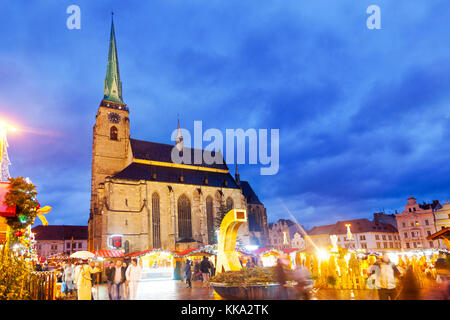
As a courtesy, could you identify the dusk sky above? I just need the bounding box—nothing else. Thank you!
[0,1,449,230]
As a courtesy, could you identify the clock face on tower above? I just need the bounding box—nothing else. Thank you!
[108,112,121,124]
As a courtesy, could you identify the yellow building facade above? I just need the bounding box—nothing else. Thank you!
[434,202,450,231]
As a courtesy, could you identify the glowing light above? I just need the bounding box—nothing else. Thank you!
[245,245,258,251]
[317,249,329,261]
[345,224,353,241]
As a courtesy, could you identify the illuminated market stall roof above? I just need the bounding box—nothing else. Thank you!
[125,248,178,258]
[426,227,450,241]
[91,249,124,258]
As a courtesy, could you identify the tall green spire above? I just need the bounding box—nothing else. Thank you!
[103,14,123,104]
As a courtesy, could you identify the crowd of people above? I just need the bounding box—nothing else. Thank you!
[34,258,143,300]
[31,251,449,300]
[273,252,450,300]
[183,256,215,288]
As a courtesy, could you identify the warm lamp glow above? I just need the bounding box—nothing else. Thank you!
[0,121,17,133]
[317,249,329,261]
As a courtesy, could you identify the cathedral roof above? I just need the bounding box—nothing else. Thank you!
[240,181,262,204]
[130,138,229,171]
[103,15,123,104]
[112,162,240,189]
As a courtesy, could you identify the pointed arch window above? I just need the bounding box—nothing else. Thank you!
[178,194,192,239]
[152,192,161,248]
[110,126,118,140]
[206,196,214,244]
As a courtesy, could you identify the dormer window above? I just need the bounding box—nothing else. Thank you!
[152,172,157,180]
[179,175,184,182]
[204,178,208,185]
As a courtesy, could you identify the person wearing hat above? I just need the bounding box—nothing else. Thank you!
[76,259,101,300]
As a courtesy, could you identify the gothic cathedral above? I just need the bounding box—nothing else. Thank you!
[88,18,269,253]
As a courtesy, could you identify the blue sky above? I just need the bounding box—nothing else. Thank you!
[0,1,449,230]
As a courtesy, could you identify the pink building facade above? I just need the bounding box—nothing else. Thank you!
[396,197,441,250]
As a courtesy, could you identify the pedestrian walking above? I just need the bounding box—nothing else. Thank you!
[366,255,381,290]
[200,256,213,288]
[377,253,401,300]
[397,264,420,300]
[122,260,130,300]
[63,262,75,296]
[194,261,201,281]
[73,261,82,292]
[184,260,192,288]
[111,260,127,300]
[90,261,101,300]
[104,261,115,300]
[275,258,288,299]
[76,260,101,300]
[126,258,142,300]
[293,264,313,300]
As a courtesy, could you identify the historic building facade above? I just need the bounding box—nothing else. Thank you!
[434,201,450,231]
[32,225,88,258]
[88,19,268,253]
[306,219,401,252]
[268,219,305,250]
[395,197,442,250]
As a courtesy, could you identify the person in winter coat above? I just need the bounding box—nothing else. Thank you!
[104,261,115,300]
[63,262,75,295]
[90,261,102,300]
[111,260,127,300]
[397,264,420,300]
[377,254,401,300]
[125,258,142,300]
[76,260,101,300]
[200,256,213,288]
[275,258,289,299]
[184,260,192,288]
[72,261,82,291]
[366,255,381,290]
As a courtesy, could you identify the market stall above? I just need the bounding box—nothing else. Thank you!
[128,249,177,280]
[253,248,286,267]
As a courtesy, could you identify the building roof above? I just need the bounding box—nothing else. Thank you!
[103,16,123,104]
[32,225,88,241]
[419,200,442,211]
[288,223,305,239]
[130,138,229,171]
[113,162,239,189]
[307,223,336,236]
[308,219,398,236]
[240,181,262,204]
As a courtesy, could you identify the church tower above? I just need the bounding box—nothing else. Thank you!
[89,16,131,250]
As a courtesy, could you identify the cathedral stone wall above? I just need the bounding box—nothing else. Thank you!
[95,177,250,253]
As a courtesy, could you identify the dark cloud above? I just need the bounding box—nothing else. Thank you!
[0,1,448,228]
